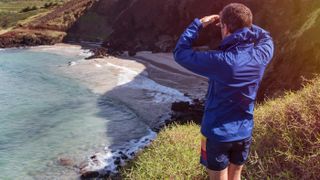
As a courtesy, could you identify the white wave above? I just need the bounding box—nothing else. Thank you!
[68,61,77,66]
[104,62,140,86]
[95,64,102,68]
[80,129,157,176]
[121,72,191,103]
[79,49,94,58]
[103,61,190,103]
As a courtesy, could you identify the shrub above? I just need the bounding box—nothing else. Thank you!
[43,2,58,9]
[20,6,38,13]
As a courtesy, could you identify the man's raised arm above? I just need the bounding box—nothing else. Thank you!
[173,17,224,78]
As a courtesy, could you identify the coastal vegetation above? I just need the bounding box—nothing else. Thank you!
[121,77,320,179]
[0,0,94,48]
[0,0,66,30]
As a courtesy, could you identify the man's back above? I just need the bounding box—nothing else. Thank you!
[173,3,274,179]
[173,19,274,142]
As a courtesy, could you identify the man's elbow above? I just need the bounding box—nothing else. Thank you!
[173,48,183,63]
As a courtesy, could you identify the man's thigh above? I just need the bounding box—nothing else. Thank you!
[200,135,232,171]
[200,135,252,171]
[229,136,252,165]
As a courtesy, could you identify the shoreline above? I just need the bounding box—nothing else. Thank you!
[6,43,208,178]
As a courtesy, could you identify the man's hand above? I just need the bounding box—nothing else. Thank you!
[200,15,220,28]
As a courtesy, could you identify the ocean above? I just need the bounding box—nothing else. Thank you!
[0,48,153,179]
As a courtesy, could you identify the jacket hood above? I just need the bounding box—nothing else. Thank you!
[219,25,259,50]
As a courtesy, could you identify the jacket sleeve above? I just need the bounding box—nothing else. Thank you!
[173,18,224,78]
[251,24,275,65]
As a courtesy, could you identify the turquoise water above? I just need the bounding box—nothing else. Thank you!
[0,49,150,179]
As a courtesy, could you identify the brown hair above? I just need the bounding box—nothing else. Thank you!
[220,3,253,33]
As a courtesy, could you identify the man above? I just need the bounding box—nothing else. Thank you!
[173,3,274,180]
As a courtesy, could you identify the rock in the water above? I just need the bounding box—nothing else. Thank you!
[85,47,110,60]
[114,158,121,165]
[57,157,74,166]
[121,154,128,160]
[68,61,77,66]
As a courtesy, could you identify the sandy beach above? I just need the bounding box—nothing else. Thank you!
[32,43,208,127]
[26,43,208,177]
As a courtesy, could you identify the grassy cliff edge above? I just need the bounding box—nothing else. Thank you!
[121,77,320,179]
[0,0,94,48]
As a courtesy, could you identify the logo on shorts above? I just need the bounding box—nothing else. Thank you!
[215,154,226,163]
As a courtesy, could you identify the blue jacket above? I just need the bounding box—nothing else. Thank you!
[173,18,274,142]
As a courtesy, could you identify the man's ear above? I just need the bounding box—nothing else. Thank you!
[225,24,231,34]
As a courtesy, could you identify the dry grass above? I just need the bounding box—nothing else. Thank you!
[121,77,320,180]
[0,0,67,30]
[248,77,320,179]
[0,0,94,47]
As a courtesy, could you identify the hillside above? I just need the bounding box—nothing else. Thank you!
[0,0,67,30]
[121,77,320,179]
[0,0,94,47]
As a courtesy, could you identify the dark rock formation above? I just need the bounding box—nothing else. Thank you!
[80,171,100,179]
[169,99,205,125]
[85,47,109,59]
[0,30,65,48]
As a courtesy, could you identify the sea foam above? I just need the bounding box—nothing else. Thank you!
[80,129,157,176]
[104,62,190,103]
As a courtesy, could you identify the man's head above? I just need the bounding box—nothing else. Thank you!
[219,3,253,39]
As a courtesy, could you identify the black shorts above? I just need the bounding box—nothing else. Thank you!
[200,134,252,171]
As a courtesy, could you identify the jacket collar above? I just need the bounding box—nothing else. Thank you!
[219,26,257,50]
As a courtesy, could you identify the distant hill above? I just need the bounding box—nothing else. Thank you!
[0,0,94,47]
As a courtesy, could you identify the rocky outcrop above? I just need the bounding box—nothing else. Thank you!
[0,29,66,48]
[169,99,204,125]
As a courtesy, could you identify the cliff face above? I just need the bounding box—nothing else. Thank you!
[64,0,128,42]
[73,0,319,100]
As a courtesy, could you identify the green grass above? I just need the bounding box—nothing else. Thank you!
[0,0,67,30]
[121,77,320,179]
[121,123,208,179]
